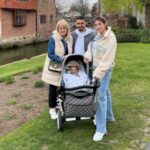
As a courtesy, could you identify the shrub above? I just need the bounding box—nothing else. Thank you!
[139,29,150,43]
[115,30,140,42]
[4,113,16,120]
[8,98,17,105]
[20,76,29,80]
[21,102,32,110]
[128,15,138,29]
[32,66,43,74]
[12,91,21,98]
[34,80,44,88]
[0,75,14,84]
[114,29,150,43]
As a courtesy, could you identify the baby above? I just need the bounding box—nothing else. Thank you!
[63,60,90,88]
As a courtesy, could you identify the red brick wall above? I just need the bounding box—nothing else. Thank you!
[0,9,2,38]
[0,0,36,10]
[37,0,56,38]
[0,0,5,8]
[1,9,36,38]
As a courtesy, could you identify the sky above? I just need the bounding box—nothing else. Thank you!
[88,0,97,6]
[59,0,98,9]
[70,0,98,6]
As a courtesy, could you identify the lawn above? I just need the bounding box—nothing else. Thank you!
[0,43,150,150]
[0,54,46,79]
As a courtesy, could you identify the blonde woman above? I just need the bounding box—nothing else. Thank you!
[42,19,73,119]
[84,17,117,141]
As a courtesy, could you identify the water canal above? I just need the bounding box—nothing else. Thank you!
[0,42,48,65]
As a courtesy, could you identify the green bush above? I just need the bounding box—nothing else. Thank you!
[128,15,138,29]
[8,98,17,105]
[20,76,29,80]
[34,80,44,88]
[114,29,150,43]
[32,66,43,74]
[139,30,150,43]
[21,102,32,110]
[115,30,140,42]
[0,75,14,84]
[12,91,21,97]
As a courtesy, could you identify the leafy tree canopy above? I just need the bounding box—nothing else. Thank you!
[102,0,150,13]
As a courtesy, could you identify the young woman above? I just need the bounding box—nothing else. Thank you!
[84,17,117,141]
[42,19,73,119]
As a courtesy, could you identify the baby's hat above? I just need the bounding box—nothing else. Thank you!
[67,60,80,68]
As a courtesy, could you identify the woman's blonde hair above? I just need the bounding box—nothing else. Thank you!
[55,19,71,40]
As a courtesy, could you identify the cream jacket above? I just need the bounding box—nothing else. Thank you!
[84,27,117,79]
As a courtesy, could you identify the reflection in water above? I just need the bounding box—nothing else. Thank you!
[0,42,48,65]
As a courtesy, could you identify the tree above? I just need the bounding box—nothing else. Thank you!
[54,0,70,19]
[99,0,150,28]
[91,3,98,18]
[69,0,91,16]
[144,1,150,28]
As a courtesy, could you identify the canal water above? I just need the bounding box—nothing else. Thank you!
[0,42,48,65]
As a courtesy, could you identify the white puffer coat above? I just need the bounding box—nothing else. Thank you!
[42,30,72,86]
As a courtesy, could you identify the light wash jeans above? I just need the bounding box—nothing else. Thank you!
[96,69,115,133]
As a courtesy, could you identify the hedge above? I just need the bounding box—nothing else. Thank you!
[114,29,150,43]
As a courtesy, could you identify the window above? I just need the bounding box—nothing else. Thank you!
[13,10,26,26]
[40,15,46,24]
[50,15,53,23]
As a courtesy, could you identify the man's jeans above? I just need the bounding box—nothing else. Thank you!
[96,69,115,133]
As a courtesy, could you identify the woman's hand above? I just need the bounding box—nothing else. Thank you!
[93,76,99,81]
[84,57,89,63]
[62,55,67,62]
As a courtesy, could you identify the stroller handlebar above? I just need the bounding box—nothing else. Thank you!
[62,82,100,91]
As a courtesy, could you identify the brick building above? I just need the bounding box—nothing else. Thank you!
[37,0,56,39]
[0,0,56,45]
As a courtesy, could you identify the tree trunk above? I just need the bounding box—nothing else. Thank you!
[145,3,150,28]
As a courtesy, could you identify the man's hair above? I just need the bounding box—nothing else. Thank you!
[75,16,86,21]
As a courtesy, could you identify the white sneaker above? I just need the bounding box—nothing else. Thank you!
[49,108,57,120]
[93,132,105,141]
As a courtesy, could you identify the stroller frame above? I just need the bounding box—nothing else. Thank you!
[56,54,100,131]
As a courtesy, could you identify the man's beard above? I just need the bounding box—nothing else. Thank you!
[78,28,85,32]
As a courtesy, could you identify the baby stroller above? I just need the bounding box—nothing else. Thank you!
[56,54,100,131]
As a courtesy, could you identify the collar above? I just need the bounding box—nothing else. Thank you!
[102,27,111,38]
[75,27,93,37]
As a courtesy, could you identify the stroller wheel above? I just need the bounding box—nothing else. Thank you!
[57,109,63,131]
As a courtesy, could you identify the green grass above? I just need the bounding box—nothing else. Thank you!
[32,66,43,74]
[21,102,32,110]
[8,98,17,105]
[0,43,150,150]
[0,75,14,84]
[0,54,46,79]
[34,80,45,88]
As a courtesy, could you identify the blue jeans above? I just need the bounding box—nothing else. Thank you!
[96,69,115,133]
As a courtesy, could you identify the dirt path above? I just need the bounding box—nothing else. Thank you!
[0,72,48,137]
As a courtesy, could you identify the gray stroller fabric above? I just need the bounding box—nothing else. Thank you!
[64,91,96,117]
